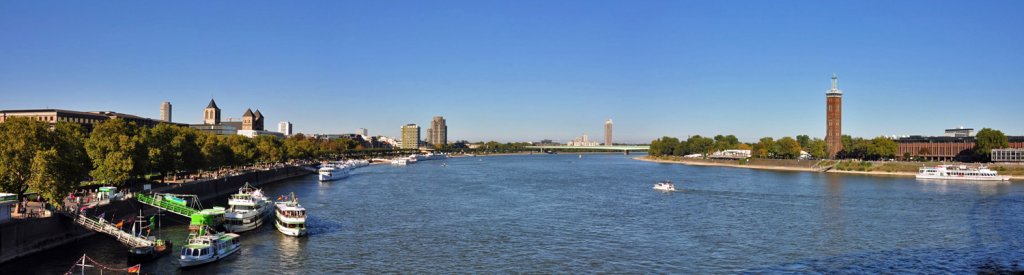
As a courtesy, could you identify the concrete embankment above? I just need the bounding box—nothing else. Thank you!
[0,165,314,264]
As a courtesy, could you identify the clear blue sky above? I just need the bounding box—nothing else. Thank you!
[2,1,1022,143]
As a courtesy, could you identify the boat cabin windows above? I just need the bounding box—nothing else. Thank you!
[226,219,252,225]
[284,223,305,229]
[278,209,305,218]
[230,205,255,212]
[182,247,210,257]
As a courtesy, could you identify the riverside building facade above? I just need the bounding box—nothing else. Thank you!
[896,128,1024,161]
[278,121,293,136]
[401,124,421,149]
[427,116,447,148]
[992,148,1024,163]
[160,101,172,122]
[605,119,613,146]
[567,134,600,146]
[0,109,175,131]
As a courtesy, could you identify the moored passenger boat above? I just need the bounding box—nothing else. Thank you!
[318,163,351,181]
[224,183,273,233]
[179,226,240,268]
[275,193,308,237]
[421,152,447,161]
[916,165,1011,181]
[345,159,370,168]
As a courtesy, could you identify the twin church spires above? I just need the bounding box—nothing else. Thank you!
[203,98,265,131]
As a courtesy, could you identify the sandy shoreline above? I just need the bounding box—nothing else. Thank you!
[634,156,923,178]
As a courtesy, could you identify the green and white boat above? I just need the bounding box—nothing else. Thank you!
[178,226,240,268]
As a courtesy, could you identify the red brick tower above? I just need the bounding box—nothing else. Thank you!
[826,74,844,158]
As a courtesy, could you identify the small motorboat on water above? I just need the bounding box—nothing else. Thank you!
[653,180,676,192]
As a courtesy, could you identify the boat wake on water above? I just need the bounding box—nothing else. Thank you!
[301,215,343,236]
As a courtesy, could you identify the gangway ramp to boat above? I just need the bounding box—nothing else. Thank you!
[72,214,153,248]
[135,193,202,218]
[136,193,225,228]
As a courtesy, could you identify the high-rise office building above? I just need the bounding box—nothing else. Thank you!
[279,121,293,136]
[357,128,368,137]
[604,119,613,146]
[160,101,172,122]
[825,74,844,158]
[401,124,421,149]
[427,116,447,147]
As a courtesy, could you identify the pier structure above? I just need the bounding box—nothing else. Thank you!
[69,214,153,248]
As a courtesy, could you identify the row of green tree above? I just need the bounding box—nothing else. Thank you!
[0,117,364,205]
[648,135,747,157]
[649,128,1012,162]
[649,134,900,160]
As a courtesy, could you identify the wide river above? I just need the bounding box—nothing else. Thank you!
[7,154,1024,273]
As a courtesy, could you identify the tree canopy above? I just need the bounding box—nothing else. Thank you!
[975,128,1008,161]
[0,118,91,200]
[86,119,148,185]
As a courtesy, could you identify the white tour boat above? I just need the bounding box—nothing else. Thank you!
[916,165,1011,181]
[179,226,240,268]
[345,159,370,168]
[391,158,409,166]
[421,152,448,161]
[653,180,676,192]
[275,193,308,237]
[318,163,351,182]
[223,183,273,233]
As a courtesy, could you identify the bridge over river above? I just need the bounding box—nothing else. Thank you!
[523,145,649,155]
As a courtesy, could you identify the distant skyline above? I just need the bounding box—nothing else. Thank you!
[2,1,1023,143]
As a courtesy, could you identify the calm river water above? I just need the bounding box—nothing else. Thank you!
[6,154,1024,274]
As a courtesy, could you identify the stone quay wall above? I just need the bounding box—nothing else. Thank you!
[0,165,314,264]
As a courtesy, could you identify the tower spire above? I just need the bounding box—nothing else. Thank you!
[826,73,842,95]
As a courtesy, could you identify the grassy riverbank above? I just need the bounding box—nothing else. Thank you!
[637,156,1024,180]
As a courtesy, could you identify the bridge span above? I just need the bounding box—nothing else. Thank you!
[524,145,649,155]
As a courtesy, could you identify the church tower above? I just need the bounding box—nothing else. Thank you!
[825,74,844,158]
[242,108,254,130]
[253,109,264,131]
[204,99,221,125]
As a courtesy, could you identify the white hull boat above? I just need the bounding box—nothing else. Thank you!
[179,227,240,268]
[224,184,274,233]
[275,193,308,237]
[916,165,1010,181]
[653,180,676,192]
[318,163,351,182]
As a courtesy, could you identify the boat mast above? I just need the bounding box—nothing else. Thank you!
[75,254,93,275]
